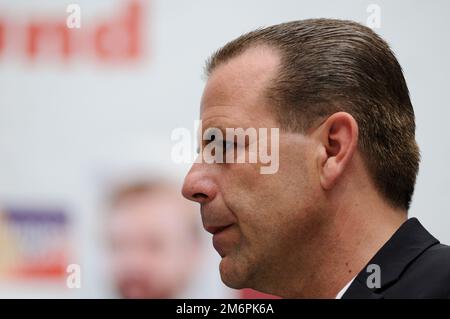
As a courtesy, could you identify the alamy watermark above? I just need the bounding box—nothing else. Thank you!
[66,4,81,29]
[171,120,280,174]
[66,263,81,288]
[366,4,381,29]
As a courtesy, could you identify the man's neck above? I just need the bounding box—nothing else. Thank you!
[276,196,407,298]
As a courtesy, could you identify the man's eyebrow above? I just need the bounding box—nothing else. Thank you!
[202,118,254,131]
[200,119,229,136]
[200,126,226,142]
[195,126,224,154]
[204,124,227,133]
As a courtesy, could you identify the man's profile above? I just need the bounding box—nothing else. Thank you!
[181,19,450,298]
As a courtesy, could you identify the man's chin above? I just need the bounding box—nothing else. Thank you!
[218,255,250,289]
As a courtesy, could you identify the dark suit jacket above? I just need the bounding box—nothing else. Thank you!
[342,218,450,299]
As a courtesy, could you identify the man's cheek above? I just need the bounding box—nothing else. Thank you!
[239,219,271,249]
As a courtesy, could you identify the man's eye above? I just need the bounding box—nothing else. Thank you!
[222,140,235,150]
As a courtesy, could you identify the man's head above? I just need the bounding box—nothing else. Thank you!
[108,180,200,299]
[182,19,419,295]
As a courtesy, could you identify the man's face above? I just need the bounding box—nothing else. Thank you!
[108,192,198,298]
[182,46,325,292]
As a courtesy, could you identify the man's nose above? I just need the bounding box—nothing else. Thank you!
[182,165,218,204]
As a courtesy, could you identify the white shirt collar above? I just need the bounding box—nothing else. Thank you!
[335,276,356,299]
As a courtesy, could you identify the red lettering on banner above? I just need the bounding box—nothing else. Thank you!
[0,0,146,64]
[94,1,141,61]
[27,22,72,59]
[0,21,4,54]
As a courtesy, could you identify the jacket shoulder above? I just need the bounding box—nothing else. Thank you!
[386,243,450,298]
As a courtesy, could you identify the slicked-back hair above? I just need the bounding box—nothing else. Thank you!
[206,19,420,210]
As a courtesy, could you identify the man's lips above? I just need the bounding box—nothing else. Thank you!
[205,224,234,257]
[204,224,233,235]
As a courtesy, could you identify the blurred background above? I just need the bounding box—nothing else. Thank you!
[0,0,448,298]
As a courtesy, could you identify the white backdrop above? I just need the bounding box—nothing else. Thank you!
[0,0,448,298]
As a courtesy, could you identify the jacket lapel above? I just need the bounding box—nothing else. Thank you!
[342,218,439,299]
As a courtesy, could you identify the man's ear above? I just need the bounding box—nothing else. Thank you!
[315,112,359,190]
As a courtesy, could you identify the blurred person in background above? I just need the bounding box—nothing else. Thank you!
[106,180,201,299]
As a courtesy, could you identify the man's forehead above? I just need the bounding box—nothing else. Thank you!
[200,45,281,116]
